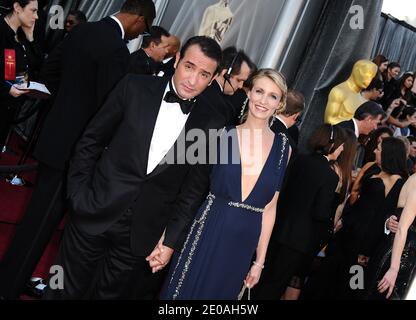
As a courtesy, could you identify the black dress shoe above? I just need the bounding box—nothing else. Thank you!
[24,277,48,298]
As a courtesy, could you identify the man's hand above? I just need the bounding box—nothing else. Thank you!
[145,233,174,273]
[387,215,399,233]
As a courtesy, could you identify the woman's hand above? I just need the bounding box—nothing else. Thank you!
[21,23,36,42]
[378,268,398,299]
[9,86,29,98]
[245,263,263,289]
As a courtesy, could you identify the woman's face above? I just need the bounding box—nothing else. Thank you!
[374,142,382,166]
[388,67,401,79]
[379,61,389,73]
[377,132,391,144]
[247,76,283,122]
[404,76,414,89]
[407,112,416,124]
[15,1,38,28]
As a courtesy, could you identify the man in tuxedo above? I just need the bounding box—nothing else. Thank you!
[43,36,224,299]
[129,26,170,75]
[336,101,385,138]
[270,90,305,154]
[211,46,255,124]
[158,35,181,77]
[0,0,156,300]
[337,101,385,169]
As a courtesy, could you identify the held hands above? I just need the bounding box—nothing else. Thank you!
[245,262,263,289]
[378,268,398,299]
[145,234,174,274]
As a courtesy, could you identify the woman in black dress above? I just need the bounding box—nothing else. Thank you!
[0,0,42,149]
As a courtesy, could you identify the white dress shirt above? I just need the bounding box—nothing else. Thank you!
[352,118,359,138]
[147,82,189,174]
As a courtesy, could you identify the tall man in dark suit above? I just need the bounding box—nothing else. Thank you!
[336,101,385,138]
[337,101,385,169]
[0,0,156,300]
[43,36,225,299]
[129,26,170,75]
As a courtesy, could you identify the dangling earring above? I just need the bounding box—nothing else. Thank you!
[269,111,277,127]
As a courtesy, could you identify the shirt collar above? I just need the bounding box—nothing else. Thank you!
[163,56,174,64]
[110,15,125,40]
[276,116,288,129]
[352,118,359,138]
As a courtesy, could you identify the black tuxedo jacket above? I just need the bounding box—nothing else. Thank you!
[270,118,297,156]
[273,154,339,255]
[336,119,356,136]
[129,48,159,75]
[34,17,130,170]
[207,81,240,125]
[67,75,227,256]
[158,57,176,77]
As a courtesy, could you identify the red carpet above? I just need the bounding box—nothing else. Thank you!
[0,132,63,296]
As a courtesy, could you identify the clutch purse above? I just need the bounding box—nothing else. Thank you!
[237,283,251,300]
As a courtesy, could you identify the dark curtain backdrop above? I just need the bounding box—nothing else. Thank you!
[292,0,383,152]
[371,13,416,73]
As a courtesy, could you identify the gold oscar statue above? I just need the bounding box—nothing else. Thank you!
[324,60,378,124]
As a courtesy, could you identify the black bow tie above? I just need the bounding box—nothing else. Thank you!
[163,90,196,114]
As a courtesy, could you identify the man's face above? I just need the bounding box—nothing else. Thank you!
[410,142,416,158]
[172,44,218,100]
[65,14,78,32]
[149,36,170,62]
[361,115,382,135]
[222,61,251,95]
[126,15,153,40]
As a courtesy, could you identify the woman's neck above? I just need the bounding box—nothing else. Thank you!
[4,14,21,33]
[240,117,270,133]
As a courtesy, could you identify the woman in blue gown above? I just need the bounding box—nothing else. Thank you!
[159,69,290,300]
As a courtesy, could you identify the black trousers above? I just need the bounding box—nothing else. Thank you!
[0,163,66,299]
[43,209,167,300]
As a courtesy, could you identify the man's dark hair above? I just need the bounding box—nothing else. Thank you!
[142,26,170,48]
[282,90,305,116]
[408,136,416,144]
[354,101,386,121]
[219,47,256,76]
[68,10,87,23]
[179,36,222,75]
[363,77,384,92]
[120,0,156,21]
[381,137,409,178]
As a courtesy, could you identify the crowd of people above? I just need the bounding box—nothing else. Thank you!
[0,0,415,300]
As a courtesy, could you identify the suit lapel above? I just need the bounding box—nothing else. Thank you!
[139,78,169,175]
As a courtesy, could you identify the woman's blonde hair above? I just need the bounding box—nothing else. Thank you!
[240,68,288,123]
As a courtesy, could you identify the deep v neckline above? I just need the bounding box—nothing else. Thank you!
[236,127,276,203]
